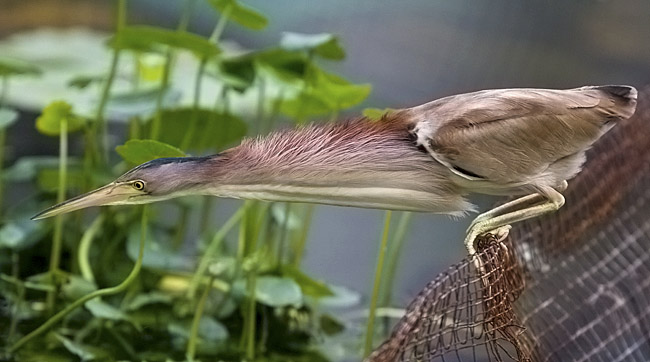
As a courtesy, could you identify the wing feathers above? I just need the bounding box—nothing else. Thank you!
[408,85,637,193]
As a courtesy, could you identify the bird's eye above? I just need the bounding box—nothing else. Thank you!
[132,180,146,191]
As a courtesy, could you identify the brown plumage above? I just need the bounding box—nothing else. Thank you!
[33,85,637,230]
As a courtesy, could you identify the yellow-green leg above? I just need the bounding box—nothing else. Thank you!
[464,184,566,263]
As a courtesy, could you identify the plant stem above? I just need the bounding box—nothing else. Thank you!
[7,252,23,343]
[379,212,412,308]
[171,205,190,249]
[0,76,9,213]
[210,3,232,43]
[187,206,246,299]
[291,205,314,267]
[363,210,392,357]
[187,275,213,361]
[78,215,104,284]
[10,206,149,353]
[46,118,68,314]
[245,271,257,360]
[93,0,126,163]
[151,0,196,140]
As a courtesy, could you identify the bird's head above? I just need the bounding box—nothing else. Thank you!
[32,156,214,220]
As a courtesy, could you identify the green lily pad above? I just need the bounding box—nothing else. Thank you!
[362,107,394,121]
[0,218,48,251]
[67,74,105,89]
[0,107,18,129]
[255,48,309,82]
[0,56,42,77]
[168,316,229,342]
[207,0,268,30]
[126,291,173,311]
[110,25,221,59]
[115,139,186,165]
[126,226,194,271]
[280,265,334,298]
[235,275,303,307]
[35,100,86,136]
[61,275,97,300]
[146,108,247,152]
[210,55,256,92]
[280,32,345,60]
[2,156,76,182]
[85,299,129,321]
[55,333,111,361]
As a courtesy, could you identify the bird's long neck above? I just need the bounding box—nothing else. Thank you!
[195,117,472,215]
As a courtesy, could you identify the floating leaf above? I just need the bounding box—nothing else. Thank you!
[307,284,361,308]
[126,291,173,311]
[146,108,247,152]
[320,314,345,335]
[2,156,76,182]
[85,299,129,321]
[127,226,194,271]
[35,101,86,136]
[362,107,394,121]
[61,275,97,300]
[0,56,42,77]
[271,203,301,230]
[207,0,268,30]
[37,168,85,192]
[107,87,181,120]
[110,26,221,58]
[235,276,303,307]
[67,74,105,89]
[280,32,345,60]
[0,107,18,129]
[255,48,309,82]
[55,334,111,361]
[280,91,332,120]
[168,317,228,342]
[281,67,371,119]
[116,139,186,165]
[0,219,47,251]
[280,265,334,298]
[309,68,371,109]
[210,55,256,92]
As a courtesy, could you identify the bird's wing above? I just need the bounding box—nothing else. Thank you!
[407,86,637,187]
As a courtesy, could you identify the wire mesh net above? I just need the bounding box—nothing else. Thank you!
[367,85,650,362]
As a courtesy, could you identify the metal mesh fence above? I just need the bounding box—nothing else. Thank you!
[367,85,650,362]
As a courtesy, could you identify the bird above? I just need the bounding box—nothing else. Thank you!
[32,85,637,258]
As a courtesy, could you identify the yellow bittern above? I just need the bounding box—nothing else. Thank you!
[33,85,637,257]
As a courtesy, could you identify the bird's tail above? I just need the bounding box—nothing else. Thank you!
[582,85,638,120]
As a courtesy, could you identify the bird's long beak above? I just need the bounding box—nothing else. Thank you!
[32,183,136,220]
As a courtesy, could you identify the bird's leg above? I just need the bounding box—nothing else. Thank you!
[466,194,545,233]
[463,185,566,258]
[466,181,568,233]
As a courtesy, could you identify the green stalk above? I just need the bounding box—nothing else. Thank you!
[7,252,23,343]
[46,118,68,314]
[93,0,127,163]
[78,215,104,284]
[186,275,214,361]
[0,76,9,213]
[171,205,190,249]
[187,206,246,299]
[245,271,257,360]
[363,210,392,357]
[151,0,196,140]
[291,205,314,267]
[276,202,291,265]
[0,127,5,213]
[10,206,149,353]
[379,212,412,306]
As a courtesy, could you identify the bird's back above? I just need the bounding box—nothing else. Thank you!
[405,85,638,195]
